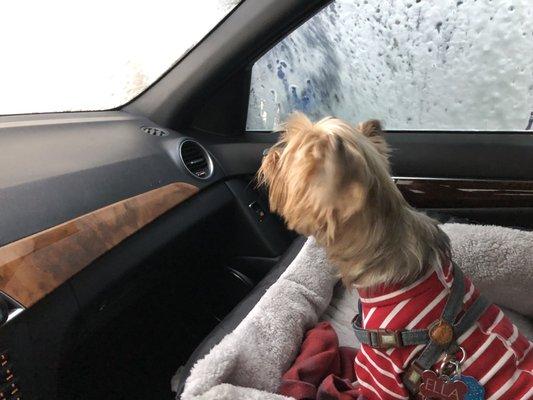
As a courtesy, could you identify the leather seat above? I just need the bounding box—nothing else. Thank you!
[174,236,307,398]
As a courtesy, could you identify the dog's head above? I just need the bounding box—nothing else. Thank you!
[258,112,392,244]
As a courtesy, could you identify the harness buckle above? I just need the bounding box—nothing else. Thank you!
[403,361,424,393]
[376,329,403,348]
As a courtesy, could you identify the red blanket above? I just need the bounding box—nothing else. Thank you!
[278,321,367,400]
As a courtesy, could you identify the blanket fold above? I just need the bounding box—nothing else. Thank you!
[278,322,360,400]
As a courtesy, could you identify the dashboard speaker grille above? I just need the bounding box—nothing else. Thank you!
[179,140,213,179]
[141,126,169,137]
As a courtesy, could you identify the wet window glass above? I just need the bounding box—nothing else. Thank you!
[246,0,533,131]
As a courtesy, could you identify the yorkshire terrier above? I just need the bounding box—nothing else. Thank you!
[258,113,532,400]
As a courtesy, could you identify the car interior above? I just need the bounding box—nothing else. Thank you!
[0,0,532,399]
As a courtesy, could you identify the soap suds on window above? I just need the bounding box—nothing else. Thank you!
[247,0,533,131]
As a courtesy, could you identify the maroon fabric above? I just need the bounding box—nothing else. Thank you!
[278,322,367,400]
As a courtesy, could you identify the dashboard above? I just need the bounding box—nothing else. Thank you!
[0,111,292,399]
[0,111,224,247]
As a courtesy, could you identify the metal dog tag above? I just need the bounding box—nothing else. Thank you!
[419,370,467,400]
[451,375,485,400]
[443,353,485,400]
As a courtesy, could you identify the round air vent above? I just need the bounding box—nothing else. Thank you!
[141,126,169,137]
[179,140,214,179]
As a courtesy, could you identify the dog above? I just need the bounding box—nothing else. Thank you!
[258,113,532,400]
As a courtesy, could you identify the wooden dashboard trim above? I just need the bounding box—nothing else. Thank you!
[395,177,533,208]
[0,182,199,308]
[1,177,530,308]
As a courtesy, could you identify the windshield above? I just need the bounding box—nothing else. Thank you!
[0,1,241,116]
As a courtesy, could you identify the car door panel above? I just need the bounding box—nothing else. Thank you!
[195,129,533,230]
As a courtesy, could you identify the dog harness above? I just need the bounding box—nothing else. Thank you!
[351,261,533,399]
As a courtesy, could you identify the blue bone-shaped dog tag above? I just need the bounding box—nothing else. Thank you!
[451,375,485,400]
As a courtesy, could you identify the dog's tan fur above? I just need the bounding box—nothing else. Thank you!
[258,113,450,289]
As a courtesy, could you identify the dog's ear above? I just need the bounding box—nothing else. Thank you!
[357,119,390,160]
[358,119,382,136]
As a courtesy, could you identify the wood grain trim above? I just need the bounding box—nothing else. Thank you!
[0,182,198,308]
[395,177,533,208]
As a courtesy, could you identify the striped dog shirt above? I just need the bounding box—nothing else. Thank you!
[355,261,533,400]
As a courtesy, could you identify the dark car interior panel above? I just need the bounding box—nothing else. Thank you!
[0,0,532,399]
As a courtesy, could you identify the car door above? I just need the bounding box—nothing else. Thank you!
[172,2,533,394]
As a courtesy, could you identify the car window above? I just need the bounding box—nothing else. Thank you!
[0,1,241,116]
[246,0,533,131]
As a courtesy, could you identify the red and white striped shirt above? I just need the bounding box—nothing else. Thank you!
[354,261,533,400]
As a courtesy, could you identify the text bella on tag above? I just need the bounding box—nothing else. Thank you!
[419,370,468,400]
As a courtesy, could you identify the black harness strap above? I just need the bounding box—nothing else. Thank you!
[353,313,430,348]
[353,265,465,349]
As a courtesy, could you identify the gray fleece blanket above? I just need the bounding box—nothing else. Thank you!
[179,224,533,400]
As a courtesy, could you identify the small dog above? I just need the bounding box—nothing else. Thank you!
[259,113,532,400]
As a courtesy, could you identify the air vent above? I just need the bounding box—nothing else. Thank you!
[141,126,169,137]
[179,140,213,179]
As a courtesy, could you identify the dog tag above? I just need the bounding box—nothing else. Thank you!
[444,353,485,400]
[419,370,467,400]
[451,375,485,400]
